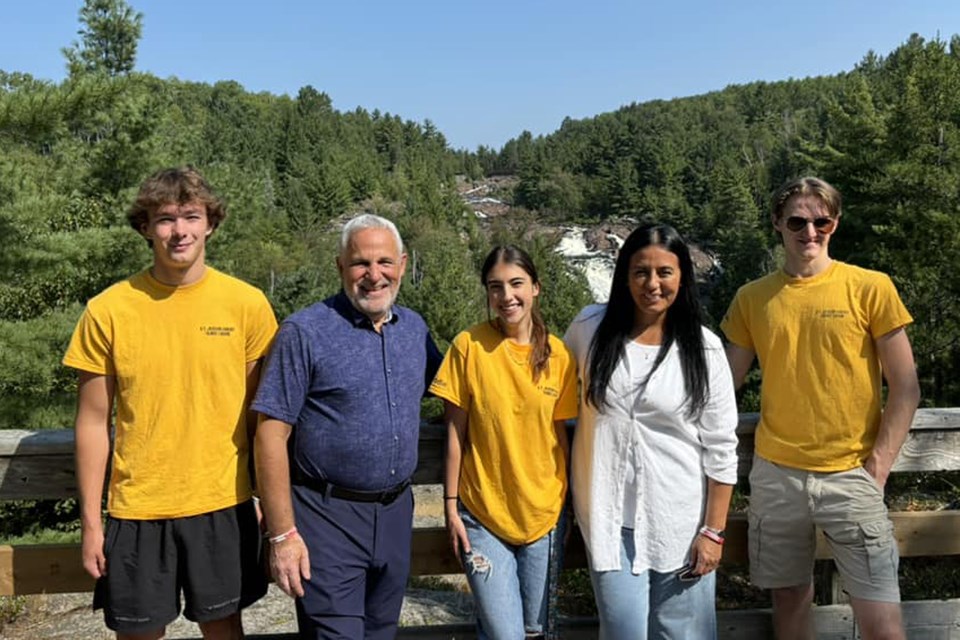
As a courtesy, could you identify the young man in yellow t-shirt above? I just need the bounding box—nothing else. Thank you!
[63,167,277,639]
[721,177,920,640]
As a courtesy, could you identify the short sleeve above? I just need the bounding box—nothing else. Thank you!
[720,290,754,350]
[62,307,114,375]
[245,292,278,362]
[865,273,913,339]
[428,332,470,410]
[251,321,310,425]
[553,340,579,421]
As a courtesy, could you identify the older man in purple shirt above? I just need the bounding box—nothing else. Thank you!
[253,213,441,639]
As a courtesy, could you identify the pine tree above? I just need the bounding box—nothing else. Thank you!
[62,0,143,77]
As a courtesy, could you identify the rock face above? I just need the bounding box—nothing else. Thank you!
[454,180,719,304]
[555,226,618,302]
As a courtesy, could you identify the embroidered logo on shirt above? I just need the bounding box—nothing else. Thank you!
[542,387,559,398]
[819,309,848,319]
[200,325,236,337]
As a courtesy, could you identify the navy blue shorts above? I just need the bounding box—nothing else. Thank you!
[292,483,414,639]
[94,500,267,634]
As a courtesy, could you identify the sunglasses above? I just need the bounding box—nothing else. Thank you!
[783,216,837,233]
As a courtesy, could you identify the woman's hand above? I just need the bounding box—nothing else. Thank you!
[444,502,471,557]
[688,530,723,576]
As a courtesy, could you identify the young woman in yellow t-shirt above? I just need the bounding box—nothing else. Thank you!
[429,245,578,640]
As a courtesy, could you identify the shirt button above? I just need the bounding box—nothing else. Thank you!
[391,402,396,407]
[390,469,396,475]
[394,435,399,441]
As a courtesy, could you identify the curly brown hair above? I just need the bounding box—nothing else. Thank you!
[127,167,227,242]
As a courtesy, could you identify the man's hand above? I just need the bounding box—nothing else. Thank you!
[863,455,892,489]
[269,535,311,598]
[81,524,107,579]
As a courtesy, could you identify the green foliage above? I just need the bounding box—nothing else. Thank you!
[0,499,80,542]
[398,220,485,349]
[0,306,83,428]
[0,595,27,628]
[63,0,143,78]
[557,568,597,616]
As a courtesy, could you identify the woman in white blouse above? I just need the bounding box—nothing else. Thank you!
[564,223,739,639]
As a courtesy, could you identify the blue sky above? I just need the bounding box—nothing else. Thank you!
[4,1,960,150]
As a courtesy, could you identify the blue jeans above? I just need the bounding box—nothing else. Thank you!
[459,506,563,639]
[590,528,717,640]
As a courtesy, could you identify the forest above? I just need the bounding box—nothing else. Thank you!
[1,0,959,440]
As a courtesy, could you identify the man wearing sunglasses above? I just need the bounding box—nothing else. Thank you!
[721,177,920,640]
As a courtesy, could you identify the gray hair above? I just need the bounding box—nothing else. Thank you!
[338,214,405,254]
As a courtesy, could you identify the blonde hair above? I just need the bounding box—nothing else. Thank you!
[772,176,842,220]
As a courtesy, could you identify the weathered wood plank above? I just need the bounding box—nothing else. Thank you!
[0,456,79,500]
[893,510,960,557]
[3,408,956,500]
[0,543,94,595]
[892,429,960,472]
[910,407,960,430]
[0,429,74,456]
[407,512,960,576]
[7,510,944,597]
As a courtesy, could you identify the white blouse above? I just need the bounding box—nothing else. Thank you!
[564,305,739,574]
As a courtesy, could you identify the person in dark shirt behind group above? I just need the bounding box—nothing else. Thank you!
[252,213,442,639]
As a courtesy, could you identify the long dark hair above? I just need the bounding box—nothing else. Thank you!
[586,224,709,419]
[481,245,551,382]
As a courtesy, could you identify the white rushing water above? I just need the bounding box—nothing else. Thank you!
[555,226,620,303]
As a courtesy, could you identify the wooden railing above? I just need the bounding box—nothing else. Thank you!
[2,408,959,638]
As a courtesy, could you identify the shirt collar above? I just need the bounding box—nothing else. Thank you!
[334,290,400,329]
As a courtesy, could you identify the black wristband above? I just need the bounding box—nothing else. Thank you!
[444,496,458,500]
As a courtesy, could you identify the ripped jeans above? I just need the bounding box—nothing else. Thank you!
[458,505,563,640]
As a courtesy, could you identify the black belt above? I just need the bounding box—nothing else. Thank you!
[293,471,410,505]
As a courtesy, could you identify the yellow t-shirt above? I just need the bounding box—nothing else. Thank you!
[430,322,578,544]
[721,261,912,471]
[63,267,278,519]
